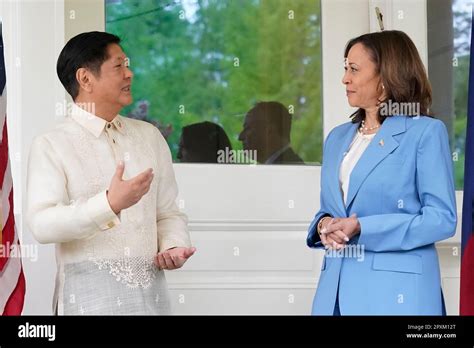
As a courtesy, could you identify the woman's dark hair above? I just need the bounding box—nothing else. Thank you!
[178,121,232,163]
[344,30,433,123]
[57,31,121,100]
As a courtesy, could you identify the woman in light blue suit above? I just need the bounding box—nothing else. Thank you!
[307,30,457,315]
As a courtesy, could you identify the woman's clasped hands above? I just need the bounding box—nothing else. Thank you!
[320,213,361,250]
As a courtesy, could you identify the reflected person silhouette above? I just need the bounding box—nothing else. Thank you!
[238,101,304,165]
[178,121,232,163]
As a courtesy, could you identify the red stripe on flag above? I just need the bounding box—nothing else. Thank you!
[2,263,26,316]
[460,235,474,315]
[0,189,15,271]
[0,32,25,314]
[0,120,9,185]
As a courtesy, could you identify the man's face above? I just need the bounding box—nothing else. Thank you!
[238,113,262,151]
[89,43,134,109]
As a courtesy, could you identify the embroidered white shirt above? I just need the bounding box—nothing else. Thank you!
[26,103,191,314]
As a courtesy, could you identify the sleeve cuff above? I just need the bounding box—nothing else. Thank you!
[86,190,121,231]
[307,213,331,248]
[159,239,191,252]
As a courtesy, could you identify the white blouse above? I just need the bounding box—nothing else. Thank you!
[339,130,376,206]
[26,104,191,315]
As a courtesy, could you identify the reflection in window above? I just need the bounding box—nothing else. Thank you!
[106,0,322,165]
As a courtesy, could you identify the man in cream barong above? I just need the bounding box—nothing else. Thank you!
[26,31,195,315]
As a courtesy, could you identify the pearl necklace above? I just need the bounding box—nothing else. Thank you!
[359,119,380,133]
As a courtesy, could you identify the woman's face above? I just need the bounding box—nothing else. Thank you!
[342,43,383,110]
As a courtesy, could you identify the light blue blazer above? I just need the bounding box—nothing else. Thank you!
[307,115,457,315]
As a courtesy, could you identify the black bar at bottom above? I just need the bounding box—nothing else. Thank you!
[0,315,473,346]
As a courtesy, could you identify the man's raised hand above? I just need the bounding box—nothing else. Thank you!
[107,161,154,214]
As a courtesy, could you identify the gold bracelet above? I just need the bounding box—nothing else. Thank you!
[317,216,331,236]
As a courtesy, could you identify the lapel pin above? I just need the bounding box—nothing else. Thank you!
[379,139,384,147]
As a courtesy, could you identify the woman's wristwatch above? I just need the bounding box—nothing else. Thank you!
[317,216,332,236]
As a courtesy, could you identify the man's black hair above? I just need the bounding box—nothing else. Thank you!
[57,31,121,100]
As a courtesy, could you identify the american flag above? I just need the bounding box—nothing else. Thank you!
[0,21,25,315]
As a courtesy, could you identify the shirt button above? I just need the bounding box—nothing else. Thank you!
[107,124,111,129]
[117,121,121,127]
[107,222,115,228]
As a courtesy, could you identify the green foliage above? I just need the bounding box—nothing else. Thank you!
[450,0,471,189]
[106,0,323,163]
[453,54,469,189]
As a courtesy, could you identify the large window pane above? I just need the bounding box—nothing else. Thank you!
[452,0,472,189]
[106,0,323,165]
